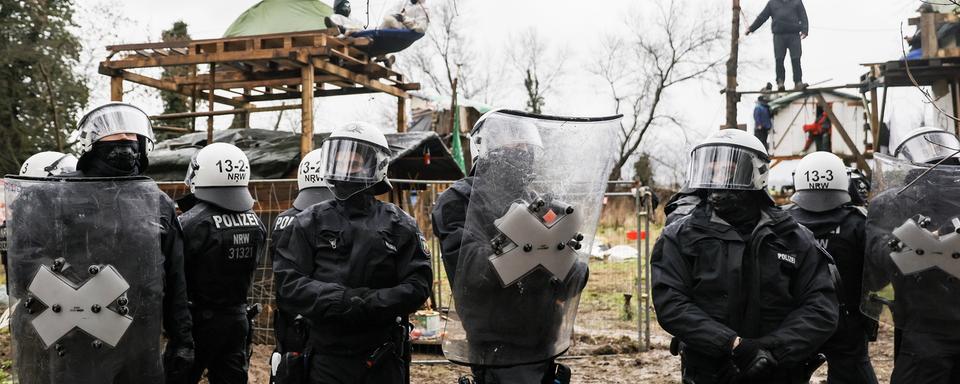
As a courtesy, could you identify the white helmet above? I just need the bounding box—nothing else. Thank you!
[470,110,543,164]
[293,148,334,210]
[76,102,155,158]
[894,126,960,164]
[318,122,392,200]
[686,129,770,190]
[185,143,254,211]
[19,152,78,177]
[791,151,851,212]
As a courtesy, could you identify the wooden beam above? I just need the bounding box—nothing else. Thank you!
[106,69,245,107]
[242,86,377,102]
[301,63,315,158]
[398,97,407,133]
[311,58,408,98]
[207,63,216,145]
[815,93,871,176]
[922,12,939,58]
[111,76,123,101]
[151,104,304,120]
[870,87,880,152]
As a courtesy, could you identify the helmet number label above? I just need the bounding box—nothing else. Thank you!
[215,159,248,173]
[804,170,834,183]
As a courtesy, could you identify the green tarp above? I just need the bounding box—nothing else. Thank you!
[223,0,333,38]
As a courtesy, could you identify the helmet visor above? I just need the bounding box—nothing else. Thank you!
[319,139,389,184]
[80,105,155,146]
[477,115,544,153]
[898,131,960,164]
[686,146,766,190]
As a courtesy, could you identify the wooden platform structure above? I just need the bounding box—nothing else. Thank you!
[739,85,875,176]
[99,29,420,157]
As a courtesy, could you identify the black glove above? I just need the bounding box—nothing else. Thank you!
[732,338,777,377]
[163,344,195,384]
[340,287,372,321]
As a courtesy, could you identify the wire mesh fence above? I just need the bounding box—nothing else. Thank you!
[158,179,656,349]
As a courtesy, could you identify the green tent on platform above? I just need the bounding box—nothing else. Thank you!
[223,0,334,38]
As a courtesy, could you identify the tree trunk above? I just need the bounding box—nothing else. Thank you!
[725,0,741,130]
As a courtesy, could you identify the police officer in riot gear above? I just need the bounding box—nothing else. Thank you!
[434,110,621,384]
[179,143,266,384]
[783,152,878,384]
[864,127,960,384]
[847,168,870,207]
[273,122,432,384]
[652,129,839,384]
[270,148,333,383]
[6,102,195,384]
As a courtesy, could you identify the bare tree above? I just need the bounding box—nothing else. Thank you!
[594,0,727,180]
[509,28,566,114]
[397,0,503,104]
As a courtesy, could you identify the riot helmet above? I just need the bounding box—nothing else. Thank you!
[318,122,392,200]
[75,102,155,174]
[790,151,851,212]
[893,127,960,164]
[293,148,334,210]
[470,110,544,164]
[685,129,770,191]
[19,152,78,177]
[185,143,255,212]
[334,0,351,16]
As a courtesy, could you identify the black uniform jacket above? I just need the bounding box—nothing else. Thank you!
[273,196,432,354]
[652,203,838,366]
[178,201,266,309]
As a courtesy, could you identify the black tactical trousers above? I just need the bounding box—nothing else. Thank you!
[308,352,405,384]
[773,33,802,84]
[821,325,878,383]
[188,310,249,384]
[891,331,960,384]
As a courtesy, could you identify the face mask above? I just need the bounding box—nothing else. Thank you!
[92,140,140,173]
[708,190,759,225]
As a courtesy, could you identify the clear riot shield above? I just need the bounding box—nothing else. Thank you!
[4,176,165,384]
[442,110,621,367]
[862,154,960,336]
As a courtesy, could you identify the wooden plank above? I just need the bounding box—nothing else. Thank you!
[102,47,327,70]
[301,63,315,158]
[815,93,871,176]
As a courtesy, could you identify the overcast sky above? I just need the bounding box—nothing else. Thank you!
[74,0,935,183]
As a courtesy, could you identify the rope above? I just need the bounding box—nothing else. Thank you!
[772,95,812,151]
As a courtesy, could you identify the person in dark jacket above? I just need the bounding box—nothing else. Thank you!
[430,113,585,383]
[753,96,773,150]
[66,102,196,383]
[179,143,267,384]
[864,127,960,384]
[746,0,809,91]
[783,152,878,384]
[273,122,432,384]
[652,129,839,384]
[269,149,334,384]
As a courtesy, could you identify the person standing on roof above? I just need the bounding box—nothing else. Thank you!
[746,0,809,92]
[753,96,773,150]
